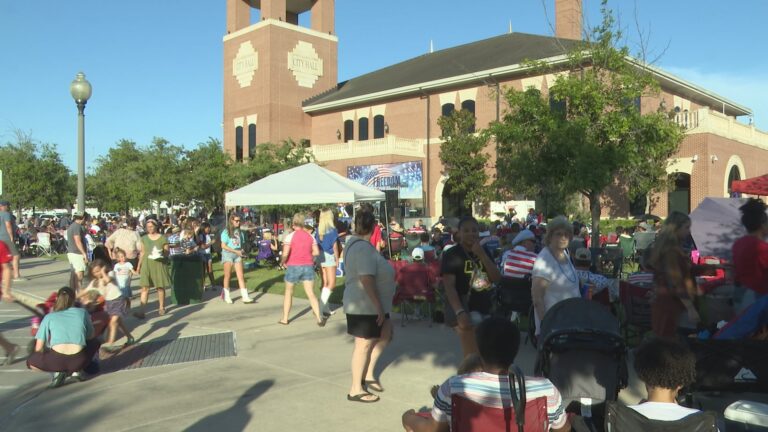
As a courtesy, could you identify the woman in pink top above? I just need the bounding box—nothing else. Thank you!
[278,213,325,326]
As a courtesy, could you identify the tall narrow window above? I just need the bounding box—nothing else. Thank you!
[441,103,455,118]
[358,117,369,141]
[343,119,354,143]
[235,126,243,162]
[461,100,476,133]
[248,124,256,159]
[373,115,385,138]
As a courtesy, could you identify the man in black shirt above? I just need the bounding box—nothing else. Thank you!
[440,216,501,358]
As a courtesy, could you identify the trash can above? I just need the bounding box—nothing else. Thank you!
[170,254,204,305]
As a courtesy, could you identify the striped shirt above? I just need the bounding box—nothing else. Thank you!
[627,271,654,286]
[501,247,538,278]
[432,371,566,430]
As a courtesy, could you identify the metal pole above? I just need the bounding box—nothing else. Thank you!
[77,102,86,214]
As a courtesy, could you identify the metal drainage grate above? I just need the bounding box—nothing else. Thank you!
[100,332,236,372]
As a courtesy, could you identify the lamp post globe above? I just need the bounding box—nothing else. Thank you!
[70,72,92,215]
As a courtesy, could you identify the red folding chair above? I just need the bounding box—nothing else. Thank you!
[394,263,437,327]
[451,366,549,432]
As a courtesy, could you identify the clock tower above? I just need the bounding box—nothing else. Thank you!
[223,0,337,160]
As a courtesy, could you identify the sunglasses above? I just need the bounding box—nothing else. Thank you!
[233,219,241,223]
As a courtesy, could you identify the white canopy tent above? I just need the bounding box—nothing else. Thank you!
[224,163,385,207]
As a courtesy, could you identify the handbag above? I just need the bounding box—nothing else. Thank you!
[470,259,491,292]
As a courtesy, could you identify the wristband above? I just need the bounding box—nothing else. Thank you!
[455,309,466,317]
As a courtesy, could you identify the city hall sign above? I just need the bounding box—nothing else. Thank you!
[233,41,258,88]
[288,41,323,88]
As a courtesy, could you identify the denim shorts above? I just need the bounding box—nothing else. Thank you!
[222,250,241,264]
[321,252,337,268]
[284,265,315,283]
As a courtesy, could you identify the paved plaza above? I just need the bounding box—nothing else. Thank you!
[0,257,644,432]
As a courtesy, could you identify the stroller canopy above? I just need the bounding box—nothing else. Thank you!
[538,298,620,349]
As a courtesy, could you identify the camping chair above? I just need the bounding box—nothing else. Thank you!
[451,366,549,432]
[619,280,653,345]
[393,263,436,327]
[496,277,533,323]
[633,232,656,264]
[387,232,407,259]
[604,401,717,432]
[618,236,635,270]
[31,232,54,257]
[600,245,623,279]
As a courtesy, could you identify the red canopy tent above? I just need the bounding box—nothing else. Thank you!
[731,173,768,196]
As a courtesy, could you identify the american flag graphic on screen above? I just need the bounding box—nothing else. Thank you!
[347,161,423,199]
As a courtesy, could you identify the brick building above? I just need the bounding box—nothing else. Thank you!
[223,0,768,222]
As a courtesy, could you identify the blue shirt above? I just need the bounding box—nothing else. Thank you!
[35,307,94,347]
[316,228,339,254]
[220,229,244,250]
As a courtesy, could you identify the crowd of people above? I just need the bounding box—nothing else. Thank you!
[1,197,766,429]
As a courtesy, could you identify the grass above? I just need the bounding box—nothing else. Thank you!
[212,260,347,303]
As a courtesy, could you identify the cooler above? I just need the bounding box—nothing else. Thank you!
[725,401,768,431]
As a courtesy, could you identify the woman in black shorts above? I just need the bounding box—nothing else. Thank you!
[341,207,395,403]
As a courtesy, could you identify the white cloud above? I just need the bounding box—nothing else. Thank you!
[662,65,768,130]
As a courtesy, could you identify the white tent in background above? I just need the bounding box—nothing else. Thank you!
[224,163,385,207]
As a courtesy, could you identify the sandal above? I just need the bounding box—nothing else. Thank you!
[317,317,328,327]
[347,392,379,403]
[277,320,289,325]
[363,380,384,392]
[125,336,136,346]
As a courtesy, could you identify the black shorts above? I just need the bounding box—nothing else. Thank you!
[346,313,390,339]
[27,339,101,374]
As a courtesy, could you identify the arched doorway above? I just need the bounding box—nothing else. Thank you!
[727,165,742,197]
[442,181,471,218]
[668,173,691,215]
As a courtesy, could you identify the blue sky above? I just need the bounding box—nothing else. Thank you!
[1,0,765,172]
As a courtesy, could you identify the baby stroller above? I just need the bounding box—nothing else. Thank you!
[535,298,628,431]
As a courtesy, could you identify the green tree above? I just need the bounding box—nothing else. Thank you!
[88,139,146,213]
[142,137,186,208]
[182,138,239,209]
[492,2,684,245]
[438,109,491,208]
[0,131,72,213]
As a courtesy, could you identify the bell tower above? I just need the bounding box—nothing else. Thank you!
[223,0,338,160]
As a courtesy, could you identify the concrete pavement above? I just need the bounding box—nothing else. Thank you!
[0,257,644,432]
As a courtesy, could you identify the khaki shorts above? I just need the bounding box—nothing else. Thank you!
[67,253,88,273]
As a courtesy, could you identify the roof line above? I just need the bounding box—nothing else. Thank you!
[303,54,572,112]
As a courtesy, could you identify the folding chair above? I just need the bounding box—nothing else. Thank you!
[394,263,436,327]
[601,245,623,279]
[633,232,656,264]
[451,366,549,432]
[605,401,717,432]
[619,280,653,344]
[496,277,532,322]
[618,236,635,270]
[31,232,54,257]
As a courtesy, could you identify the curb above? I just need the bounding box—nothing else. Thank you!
[9,289,46,314]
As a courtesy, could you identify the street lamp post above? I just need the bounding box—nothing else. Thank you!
[70,72,92,214]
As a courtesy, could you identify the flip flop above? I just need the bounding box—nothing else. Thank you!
[277,320,289,325]
[363,380,384,392]
[347,392,379,403]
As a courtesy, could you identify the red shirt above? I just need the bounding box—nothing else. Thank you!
[369,224,382,248]
[285,229,315,266]
[0,241,10,301]
[732,235,768,294]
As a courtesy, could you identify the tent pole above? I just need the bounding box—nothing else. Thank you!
[384,200,392,258]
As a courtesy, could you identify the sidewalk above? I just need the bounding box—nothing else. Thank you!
[1,257,643,432]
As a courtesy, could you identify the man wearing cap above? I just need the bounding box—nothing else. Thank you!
[395,248,438,306]
[0,201,23,281]
[66,212,89,292]
[573,247,617,300]
[500,229,539,279]
[105,218,142,267]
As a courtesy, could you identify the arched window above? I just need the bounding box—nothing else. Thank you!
[358,117,369,141]
[343,119,354,143]
[248,124,256,159]
[461,99,476,133]
[373,115,385,138]
[441,103,455,118]
[728,165,742,197]
[235,126,243,162]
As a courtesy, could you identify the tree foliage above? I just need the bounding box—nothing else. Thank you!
[0,131,72,212]
[438,109,491,207]
[492,1,684,243]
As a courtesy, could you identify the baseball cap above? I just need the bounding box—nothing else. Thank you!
[411,248,425,261]
[512,229,535,245]
[574,247,592,262]
[0,200,9,207]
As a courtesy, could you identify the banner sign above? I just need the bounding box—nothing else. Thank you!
[347,161,423,199]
